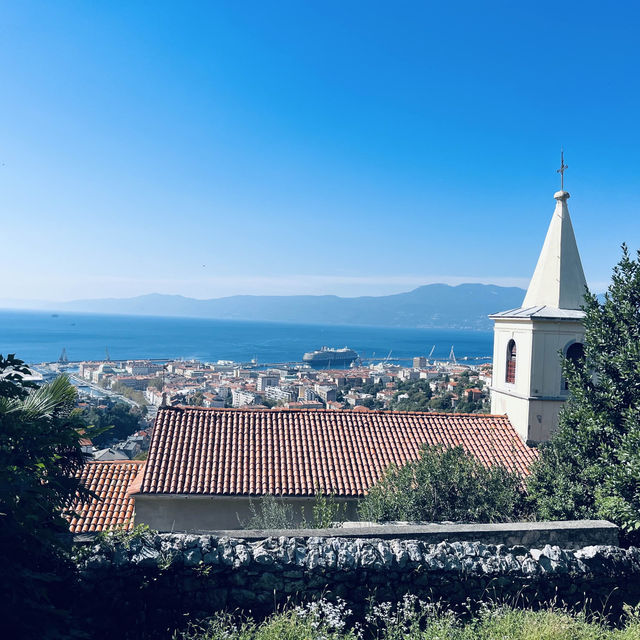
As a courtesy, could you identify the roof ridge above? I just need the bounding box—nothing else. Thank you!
[84,459,146,465]
[162,405,509,419]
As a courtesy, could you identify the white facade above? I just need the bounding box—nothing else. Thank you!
[490,190,586,443]
[490,316,584,443]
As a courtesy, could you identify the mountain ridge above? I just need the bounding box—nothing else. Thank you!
[35,283,527,330]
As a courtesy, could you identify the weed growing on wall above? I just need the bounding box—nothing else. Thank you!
[244,494,297,529]
[244,491,346,529]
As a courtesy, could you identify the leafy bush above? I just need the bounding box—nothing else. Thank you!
[527,246,640,543]
[358,444,526,523]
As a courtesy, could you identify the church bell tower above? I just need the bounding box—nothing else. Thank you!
[490,176,587,444]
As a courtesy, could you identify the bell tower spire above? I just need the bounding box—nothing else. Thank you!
[522,186,587,311]
[489,164,587,444]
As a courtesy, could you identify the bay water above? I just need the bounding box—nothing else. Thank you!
[0,309,493,365]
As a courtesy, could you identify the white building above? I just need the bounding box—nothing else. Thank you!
[490,189,586,444]
[231,389,261,408]
[264,386,297,403]
[256,375,279,392]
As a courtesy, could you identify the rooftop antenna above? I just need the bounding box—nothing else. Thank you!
[557,148,568,190]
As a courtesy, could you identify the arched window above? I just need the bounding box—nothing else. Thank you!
[563,342,585,390]
[505,339,516,383]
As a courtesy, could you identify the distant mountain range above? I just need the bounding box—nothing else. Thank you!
[30,284,527,330]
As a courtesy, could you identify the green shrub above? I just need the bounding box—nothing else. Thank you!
[358,444,527,523]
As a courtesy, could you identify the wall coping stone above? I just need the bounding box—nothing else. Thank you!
[160,520,617,548]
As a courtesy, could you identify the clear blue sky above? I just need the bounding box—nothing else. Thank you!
[2,1,639,302]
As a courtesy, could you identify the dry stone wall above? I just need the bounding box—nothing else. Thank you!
[75,532,640,639]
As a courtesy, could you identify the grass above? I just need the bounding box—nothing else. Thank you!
[173,599,640,640]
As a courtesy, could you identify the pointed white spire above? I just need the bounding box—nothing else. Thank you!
[522,191,587,310]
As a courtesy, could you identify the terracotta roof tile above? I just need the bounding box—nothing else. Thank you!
[138,408,537,498]
[69,461,144,534]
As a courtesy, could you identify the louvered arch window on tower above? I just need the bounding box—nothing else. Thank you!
[505,339,516,383]
[563,342,585,390]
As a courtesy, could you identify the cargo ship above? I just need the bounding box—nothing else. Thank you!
[302,346,359,369]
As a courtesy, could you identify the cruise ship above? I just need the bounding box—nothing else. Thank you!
[302,346,359,369]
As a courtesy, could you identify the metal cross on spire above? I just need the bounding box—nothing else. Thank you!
[557,149,568,190]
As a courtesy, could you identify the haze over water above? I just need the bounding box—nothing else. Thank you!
[0,310,493,365]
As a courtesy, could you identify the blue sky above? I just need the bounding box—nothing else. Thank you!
[2,1,639,302]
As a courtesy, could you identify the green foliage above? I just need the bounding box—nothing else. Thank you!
[389,378,433,411]
[0,353,37,399]
[359,444,526,523]
[188,391,205,406]
[244,494,297,529]
[361,381,384,396]
[527,245,640,543]
[454,395,487,414]
[359,396,385,410]
[174,606,356,640]
[110,380,148,405]
[78,400,145,447]
[147,376,164,390]
[95,523,154,550]
[172,601,640,640]
[244,491,346,530]
[429,392,454,412]
[0,359,95,639]
[308,489,346,528]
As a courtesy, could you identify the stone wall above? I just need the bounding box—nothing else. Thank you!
[199,519,619,549]
[75,531,640,640]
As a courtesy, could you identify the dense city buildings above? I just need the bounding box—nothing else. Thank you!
[35,353,493,462]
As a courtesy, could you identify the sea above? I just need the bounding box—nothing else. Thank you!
[0,309,493,365]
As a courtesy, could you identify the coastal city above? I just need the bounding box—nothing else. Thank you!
[32,348,492,462]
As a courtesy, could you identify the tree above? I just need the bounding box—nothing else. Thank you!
[429,392,454,412]
[358,444,525,523]
[0,356,92,638]
[110,380,147,405]
[188,390,205,406]
[389,378,433,411]
[78,400,145,447]
[527,246,640,543]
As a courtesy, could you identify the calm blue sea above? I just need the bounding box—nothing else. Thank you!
[0,310,493,365]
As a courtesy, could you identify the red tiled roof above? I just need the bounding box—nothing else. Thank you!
[69,461,144,533]
[138,407,537,498]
